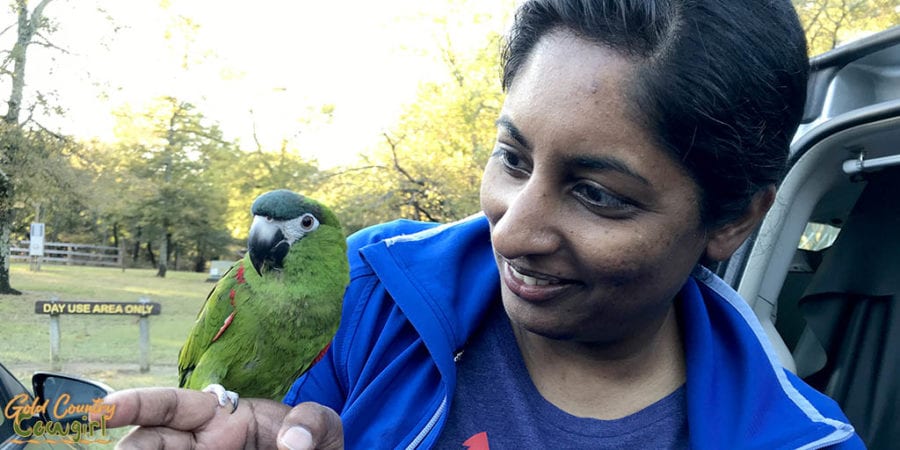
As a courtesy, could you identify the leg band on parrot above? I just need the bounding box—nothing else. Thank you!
[202,383,240,414]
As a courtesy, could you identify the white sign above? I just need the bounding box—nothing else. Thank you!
[29,223,44,256]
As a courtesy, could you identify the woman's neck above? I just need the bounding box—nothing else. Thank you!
[512,304,686,420]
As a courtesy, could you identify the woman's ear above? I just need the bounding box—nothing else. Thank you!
[705,185,776,262]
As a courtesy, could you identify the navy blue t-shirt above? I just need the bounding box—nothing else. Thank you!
[434,303,689,449]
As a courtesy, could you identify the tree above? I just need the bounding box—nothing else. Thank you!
[114,97,238,276]
[324,28,505,233]
[0,0,54,294]
[58,139,139,247]
[3,125,94,243]
[0,167,12,292]
[222,108,323,241]
[793,0,900,55]
[315,0,513,234]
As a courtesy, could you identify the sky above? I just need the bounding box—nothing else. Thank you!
[4,0,511,168]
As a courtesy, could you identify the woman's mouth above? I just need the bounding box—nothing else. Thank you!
[502,261,577,302]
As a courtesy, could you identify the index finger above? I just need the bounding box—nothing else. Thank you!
[98,387,220,430]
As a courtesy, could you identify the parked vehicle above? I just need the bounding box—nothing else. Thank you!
[0,362,112,450]
[716,25,900,450]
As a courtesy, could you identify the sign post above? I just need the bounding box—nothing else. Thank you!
[138,297,151,373]
[29,222,44,271]
[35,299,162,371]
[47,297,61,371]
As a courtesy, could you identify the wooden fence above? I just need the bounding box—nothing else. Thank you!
[11,241,124,268]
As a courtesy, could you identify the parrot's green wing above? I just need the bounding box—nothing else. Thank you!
[177,258,244,388]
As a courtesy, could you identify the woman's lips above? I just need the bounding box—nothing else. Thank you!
[502,260,577,303]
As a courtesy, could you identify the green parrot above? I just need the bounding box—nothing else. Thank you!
[178,189,349,403]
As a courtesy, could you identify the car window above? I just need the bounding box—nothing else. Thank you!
[797,222,841,251]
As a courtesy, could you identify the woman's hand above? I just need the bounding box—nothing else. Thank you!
[100,387,343,449]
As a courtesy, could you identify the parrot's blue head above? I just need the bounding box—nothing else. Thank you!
[248,189,329,275]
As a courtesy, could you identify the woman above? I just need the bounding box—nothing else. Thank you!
[104,0,863,448]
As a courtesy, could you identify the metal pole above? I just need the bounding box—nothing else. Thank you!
[138,297,151,373]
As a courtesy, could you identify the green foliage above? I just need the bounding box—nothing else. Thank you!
[0,124,96,240]
[322,28,505,233]
[793,0,900,55]
[111,97,240,270]
[3,96,326,273]
[224,142,320,240]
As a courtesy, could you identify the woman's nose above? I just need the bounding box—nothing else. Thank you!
[488,177,563,259]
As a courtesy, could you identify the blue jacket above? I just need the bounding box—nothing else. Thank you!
[284,214,863,449]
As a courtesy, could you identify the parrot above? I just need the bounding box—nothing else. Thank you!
[178,189,349,403]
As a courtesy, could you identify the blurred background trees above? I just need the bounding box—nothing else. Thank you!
[321,27,504,233]
[793,0,900,54]
[0,0,895,288]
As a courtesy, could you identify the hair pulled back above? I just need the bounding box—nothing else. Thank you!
[502,0,809,228]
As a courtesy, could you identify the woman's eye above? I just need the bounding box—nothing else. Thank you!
[493,146,530,176]
[572,183,634,212]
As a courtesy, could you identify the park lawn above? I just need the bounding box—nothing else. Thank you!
[0,263,213,391]
[0,264,220,448]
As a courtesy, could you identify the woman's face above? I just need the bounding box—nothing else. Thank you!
[481,31,711,346]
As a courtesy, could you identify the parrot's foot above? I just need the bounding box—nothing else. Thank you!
[202,383,239,414]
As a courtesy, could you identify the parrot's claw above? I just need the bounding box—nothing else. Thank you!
[202,383,239,414]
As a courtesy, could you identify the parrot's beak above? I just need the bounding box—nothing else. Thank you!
[248,215,290,275]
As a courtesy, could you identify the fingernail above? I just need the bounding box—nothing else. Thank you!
[280,426,314,450]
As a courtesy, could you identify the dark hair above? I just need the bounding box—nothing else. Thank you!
[502,0,809,228]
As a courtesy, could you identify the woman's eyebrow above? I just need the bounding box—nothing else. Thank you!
[571,155,650,186]
[495,116,531,149]
[496,115,649,186]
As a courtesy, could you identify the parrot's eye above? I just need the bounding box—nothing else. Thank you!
[265,216,273,222]
[299,214,319,232]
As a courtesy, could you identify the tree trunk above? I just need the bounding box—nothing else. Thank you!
[156,231,168,277]
[6,1,32,125]
[112,222,119,248]
[132,226,142,262]
[193,255,205,273]
[156,106,178,278]
[0,168,21,294]
[193,242,206,273]
[146,241,156,266]
[4,0,56,122]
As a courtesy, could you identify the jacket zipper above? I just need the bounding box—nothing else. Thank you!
[405,396,447,450]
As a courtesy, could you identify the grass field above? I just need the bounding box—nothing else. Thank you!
[1,263,214,385]
[0,263,215,448]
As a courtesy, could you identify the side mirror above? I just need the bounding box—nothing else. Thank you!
[32,372,115,426]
